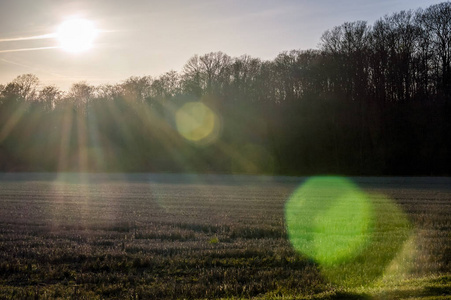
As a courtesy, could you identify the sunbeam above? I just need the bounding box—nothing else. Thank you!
[56,106,73,172]
[0,105,28,143]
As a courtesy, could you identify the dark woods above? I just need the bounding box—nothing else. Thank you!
[1,2,450,175]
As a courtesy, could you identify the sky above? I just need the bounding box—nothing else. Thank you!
[0,0,446,90]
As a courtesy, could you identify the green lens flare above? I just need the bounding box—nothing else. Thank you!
[285,176,412,287]
[285,177,373,266]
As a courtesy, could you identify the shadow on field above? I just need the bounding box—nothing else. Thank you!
[311,275,451,299]
[329,291,372,299]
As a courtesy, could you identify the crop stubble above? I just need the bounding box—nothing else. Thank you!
[0,174,449,298]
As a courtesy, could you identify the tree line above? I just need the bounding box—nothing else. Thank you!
[1,2,450,175]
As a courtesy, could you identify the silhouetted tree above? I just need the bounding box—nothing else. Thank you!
[417,2,451,100]
[121,76,153,103]
[38,85,62,111]
[0,1,450,175]
[182,52,232,97]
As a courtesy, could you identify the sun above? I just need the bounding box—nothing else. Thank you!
[56,19,98,53]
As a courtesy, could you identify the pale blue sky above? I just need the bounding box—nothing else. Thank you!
[0,0,445,89]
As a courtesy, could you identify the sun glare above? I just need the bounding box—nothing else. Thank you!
[56,19,98,53]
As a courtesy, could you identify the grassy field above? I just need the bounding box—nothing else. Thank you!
[0,173,449,299]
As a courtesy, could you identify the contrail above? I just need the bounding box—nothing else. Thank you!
[0,33,55,43]
[0,46,59,53]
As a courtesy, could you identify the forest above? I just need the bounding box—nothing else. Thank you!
[0,2,450,175]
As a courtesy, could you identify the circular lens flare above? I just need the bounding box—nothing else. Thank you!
[285,177,412,287]
[285,177,373,267]
[175,102,220,145]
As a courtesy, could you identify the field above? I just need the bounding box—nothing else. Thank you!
[0,173,449,299]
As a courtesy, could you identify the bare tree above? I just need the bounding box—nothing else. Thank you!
[96,84,122,102]
[320,21,371,101]
[1,74,40,102]
[120,76,153,103]
[65,81,95,112]
[38,85,63,110]
[418,2,451,99]
[150,70,181,99]
[182,52,232,96]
